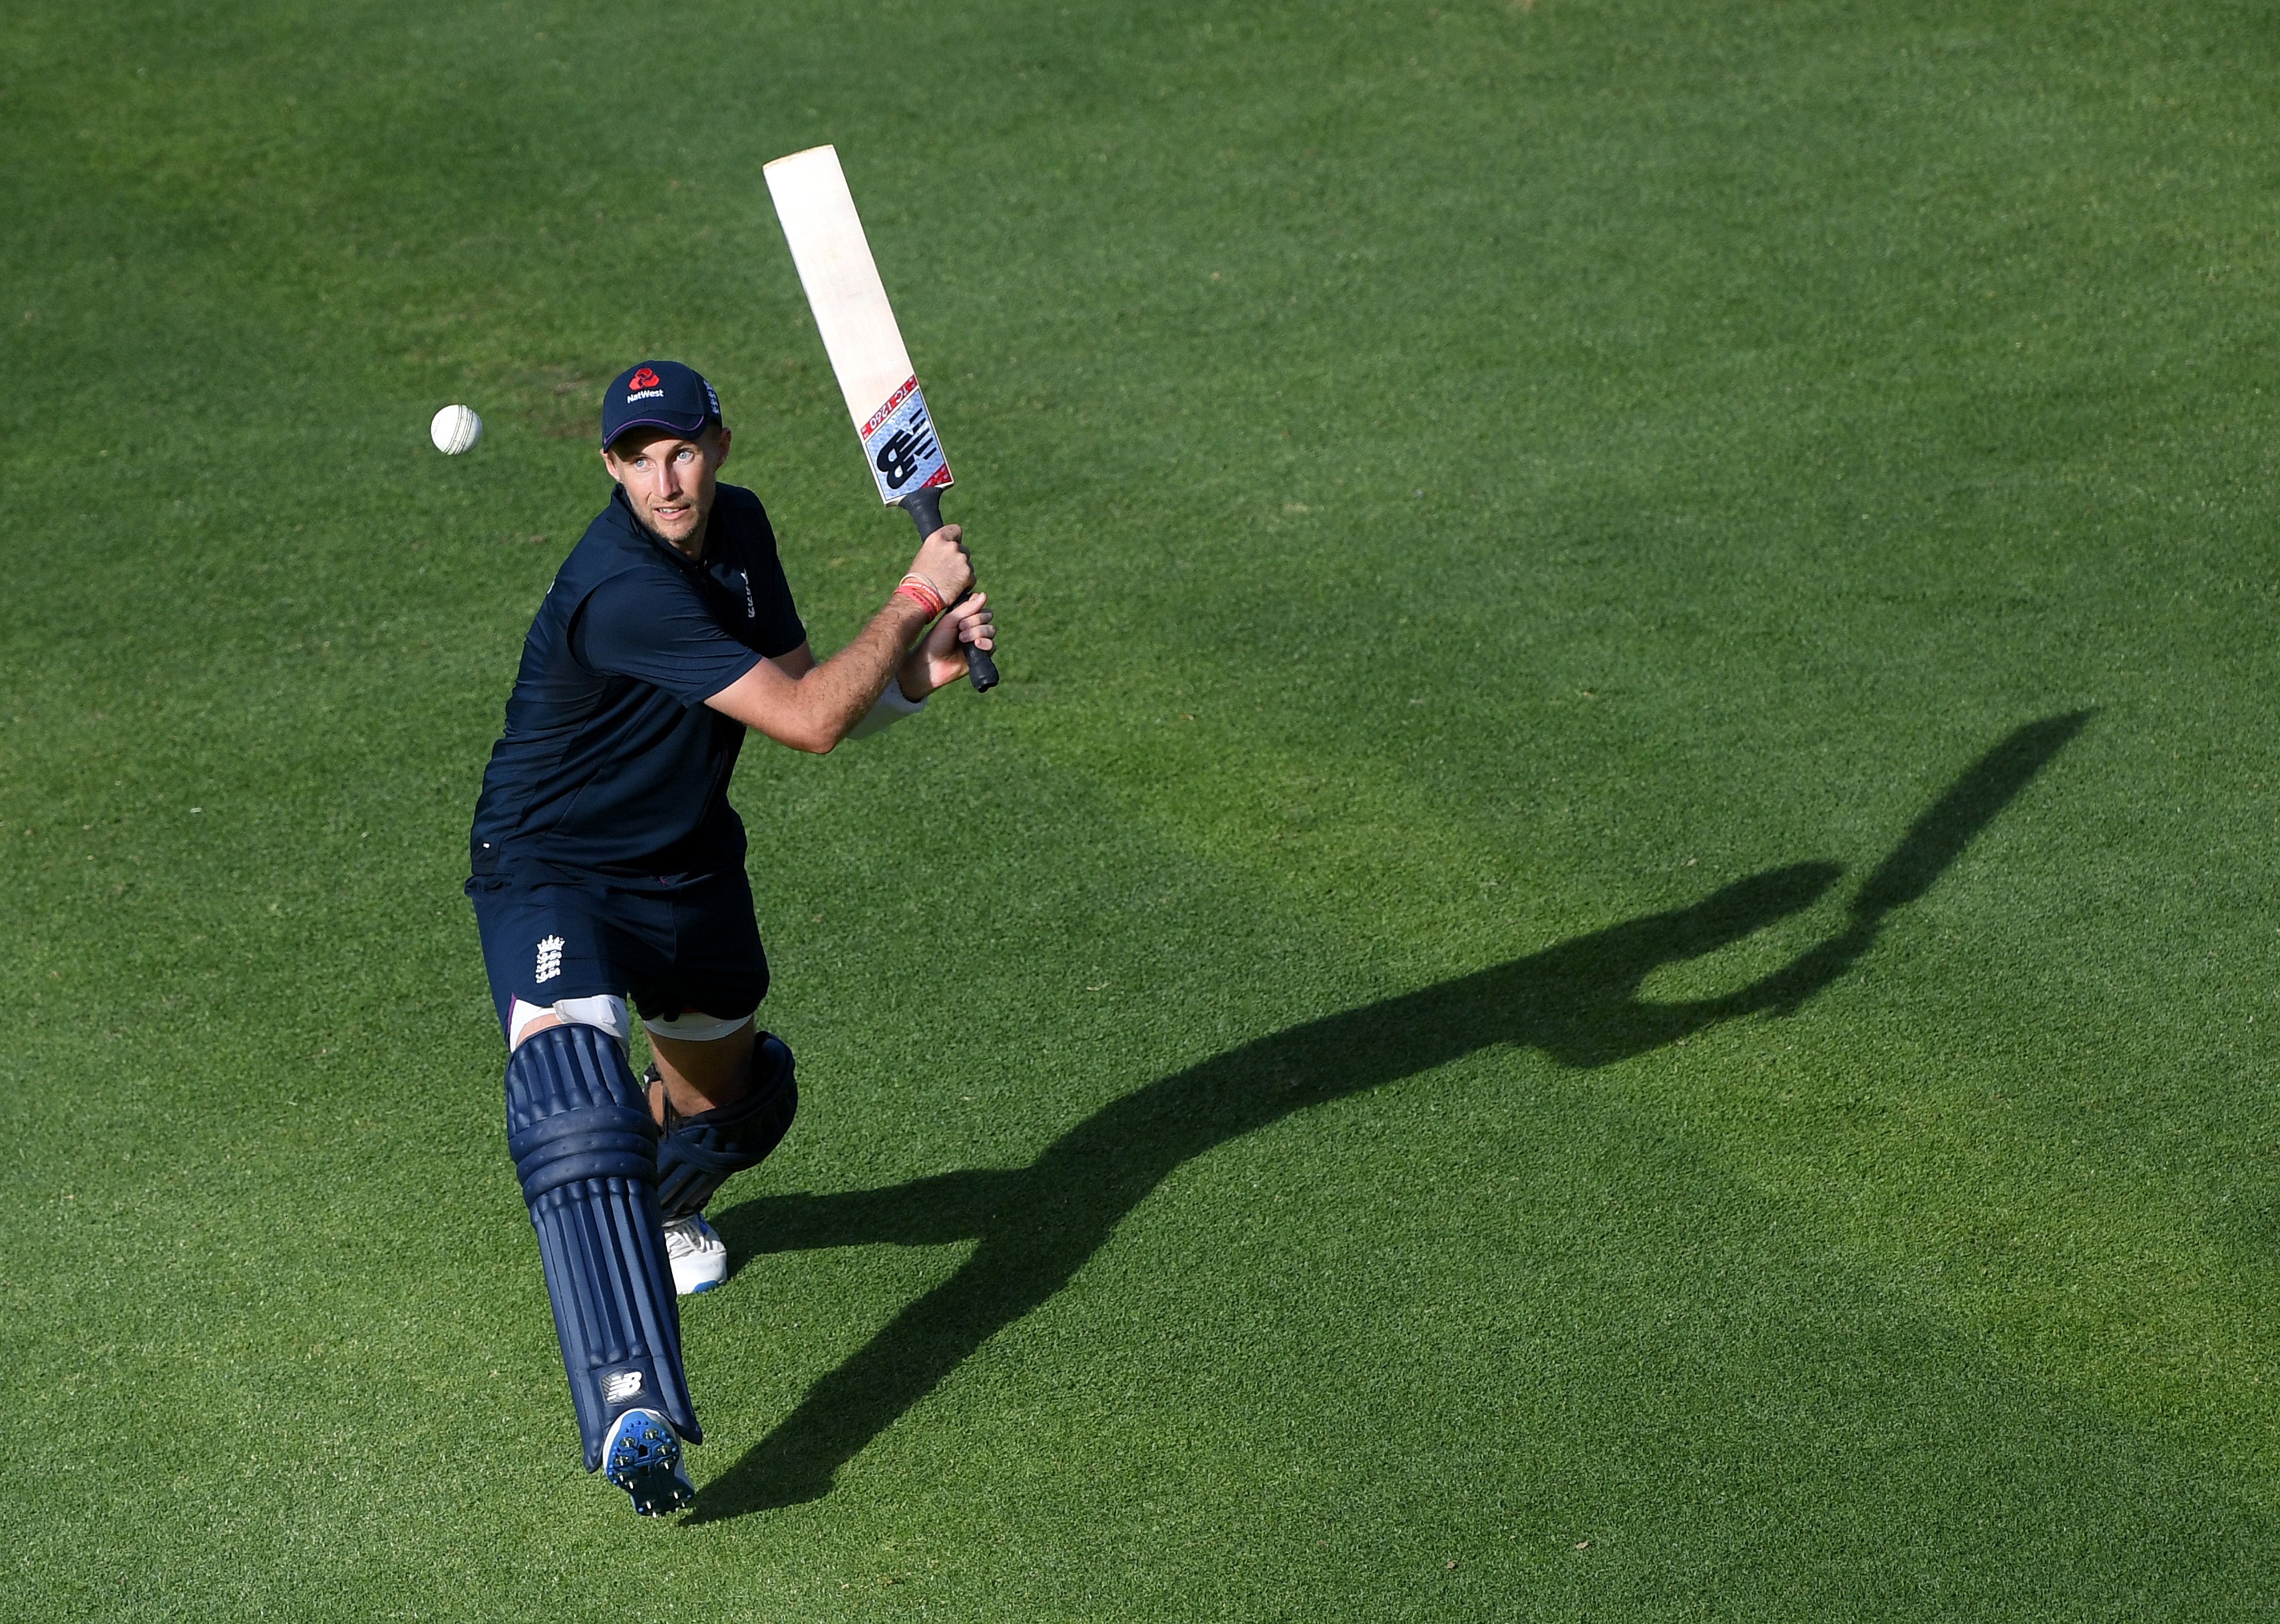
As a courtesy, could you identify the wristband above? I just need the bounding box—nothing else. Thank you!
[894,578,946,618]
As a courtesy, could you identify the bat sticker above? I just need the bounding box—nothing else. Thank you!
[860,376,952,502]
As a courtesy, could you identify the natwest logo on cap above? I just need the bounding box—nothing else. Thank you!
[601,359,721,449]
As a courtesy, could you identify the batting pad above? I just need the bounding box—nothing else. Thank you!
[505,1022,702,1470]
[656,1032,799,1221]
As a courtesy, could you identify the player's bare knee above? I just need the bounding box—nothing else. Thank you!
[646,1012,759,1110]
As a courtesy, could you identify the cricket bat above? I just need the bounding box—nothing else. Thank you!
[764,144,999,692]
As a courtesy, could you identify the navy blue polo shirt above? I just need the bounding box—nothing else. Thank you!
[469,482,807,889]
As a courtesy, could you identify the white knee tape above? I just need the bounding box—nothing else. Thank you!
[510,994,630,1049]
[641,1008,754,1043]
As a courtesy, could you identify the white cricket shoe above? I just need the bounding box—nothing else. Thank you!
[664,1213,729,1295]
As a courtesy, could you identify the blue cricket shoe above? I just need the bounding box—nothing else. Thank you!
[604,1408,695,1516]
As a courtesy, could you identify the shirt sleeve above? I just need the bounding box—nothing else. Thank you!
[572,567,764,707]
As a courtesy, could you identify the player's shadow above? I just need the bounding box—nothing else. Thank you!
[693,711,2090,1522]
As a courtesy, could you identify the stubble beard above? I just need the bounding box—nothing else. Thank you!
[632,497,709,560]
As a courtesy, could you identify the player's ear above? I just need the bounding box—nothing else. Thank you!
[711,425,731,467]
[599,446,624,486]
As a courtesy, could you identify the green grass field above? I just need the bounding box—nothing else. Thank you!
[7,0,2280,1615]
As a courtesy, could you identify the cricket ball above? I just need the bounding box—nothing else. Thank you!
[430,403,483,455]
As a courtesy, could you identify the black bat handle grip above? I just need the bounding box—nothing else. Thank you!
[898,486,1000,693]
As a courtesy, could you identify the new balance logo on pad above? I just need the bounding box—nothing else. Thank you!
[536,935,566,983]
[604,1370,645,1403]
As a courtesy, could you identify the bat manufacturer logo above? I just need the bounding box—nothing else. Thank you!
[858,377,950,502]
[873,411,938,491]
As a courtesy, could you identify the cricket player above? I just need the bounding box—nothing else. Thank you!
[465,359,994,1515]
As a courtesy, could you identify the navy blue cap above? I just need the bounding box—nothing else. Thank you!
[600,359,722,449]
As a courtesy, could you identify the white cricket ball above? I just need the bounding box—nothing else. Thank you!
[430,403,483,455]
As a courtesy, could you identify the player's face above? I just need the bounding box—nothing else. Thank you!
[602,425,733,553]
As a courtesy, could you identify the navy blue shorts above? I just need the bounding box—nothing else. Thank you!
[467,869,769,1044]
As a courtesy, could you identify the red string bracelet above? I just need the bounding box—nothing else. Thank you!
[894,579,945,618]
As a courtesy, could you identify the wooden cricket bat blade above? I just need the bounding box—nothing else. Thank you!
[763,144,953,508]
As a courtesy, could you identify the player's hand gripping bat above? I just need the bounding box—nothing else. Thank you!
[764,144,999,692]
